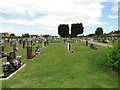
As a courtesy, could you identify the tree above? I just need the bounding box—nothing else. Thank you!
[43,34,50,38]
[10,33,15,36]
[71,23,84,37]
[95,27,103,36]
[22,33,30,38]
[58,24,69,37]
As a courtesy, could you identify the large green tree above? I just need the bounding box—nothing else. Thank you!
[58,24,69,37]
[43,34,50,38]
[22,33,30,38]
[71,23,84,37]
[10,33,15,36]
[95,27,103,36]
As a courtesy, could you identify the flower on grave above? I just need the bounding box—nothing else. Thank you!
[2,62,10,67]
[2,62,6,67]
[15,47,19,51]
[6,62,10,65]
[13,60,20,64]
[38,49,41,51]
[16,56,22,60]
[3,53,7,56]
[29,51,36,55]
[13,60,20,66]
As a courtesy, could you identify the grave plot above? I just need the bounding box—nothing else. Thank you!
[89,43,98,50]
[0,51,25,80]
[80,39,100,49]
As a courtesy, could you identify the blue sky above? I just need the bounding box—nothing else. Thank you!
[0,0,119,36]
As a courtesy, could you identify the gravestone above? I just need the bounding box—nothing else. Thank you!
[23,41,25,48]
[67,43,71,52]
[26,46,35,59]
[46,39,49,45]
[19,39,22,44]
[34,39,36,44]
[0,45,7,58]
[7,51,16,64]
[10,40,13,46]
[27,40,29,47]
[31,40,33,45]
[44,40,47,47]
[86,40,88,46]
[35,45,41,54]
[42,41,44,48]
[13,43,16,52]
[0,45,2,58]
[67,43,73,53]
[64,40,66,44]
[90,44,97,50]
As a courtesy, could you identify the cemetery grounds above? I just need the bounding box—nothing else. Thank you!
[0,39,119,88]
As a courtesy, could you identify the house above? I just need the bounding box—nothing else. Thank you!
[109,30,120,35]
[0,33,9,36]
[29,34,43,38]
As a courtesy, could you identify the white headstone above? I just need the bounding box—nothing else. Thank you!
[42,41,44,48]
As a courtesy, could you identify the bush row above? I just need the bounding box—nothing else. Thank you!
[107,39,120,71]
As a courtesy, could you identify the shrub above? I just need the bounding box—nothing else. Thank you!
[107,39,120,71]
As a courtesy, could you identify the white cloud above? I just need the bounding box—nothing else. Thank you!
[111,0,120,13]
[0,0,117,35]
[108,15,118,18]
[0,0,106,26]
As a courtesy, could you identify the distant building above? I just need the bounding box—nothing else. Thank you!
[30,34,43,38]
[0,33,9,36]
[109,30,120,35]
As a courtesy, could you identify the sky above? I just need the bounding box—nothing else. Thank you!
[0,0,119,36]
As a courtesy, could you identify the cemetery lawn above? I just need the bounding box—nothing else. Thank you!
[2,42,118,88]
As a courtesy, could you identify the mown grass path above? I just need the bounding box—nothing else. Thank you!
[2,42,118,88]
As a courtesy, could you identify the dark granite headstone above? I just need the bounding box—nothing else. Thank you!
[19,39,22,44]
[86,40,88,46]
[13,43,16,52]
[7,51,16,64]
[26,46,35,59]
[23,41,25,48]
[31,40,33,45]
[90,44,97,50]
[64,40,66,43]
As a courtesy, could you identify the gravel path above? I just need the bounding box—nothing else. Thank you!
[82,40,113,47]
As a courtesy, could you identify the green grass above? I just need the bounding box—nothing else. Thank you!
[1,41,118,88]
